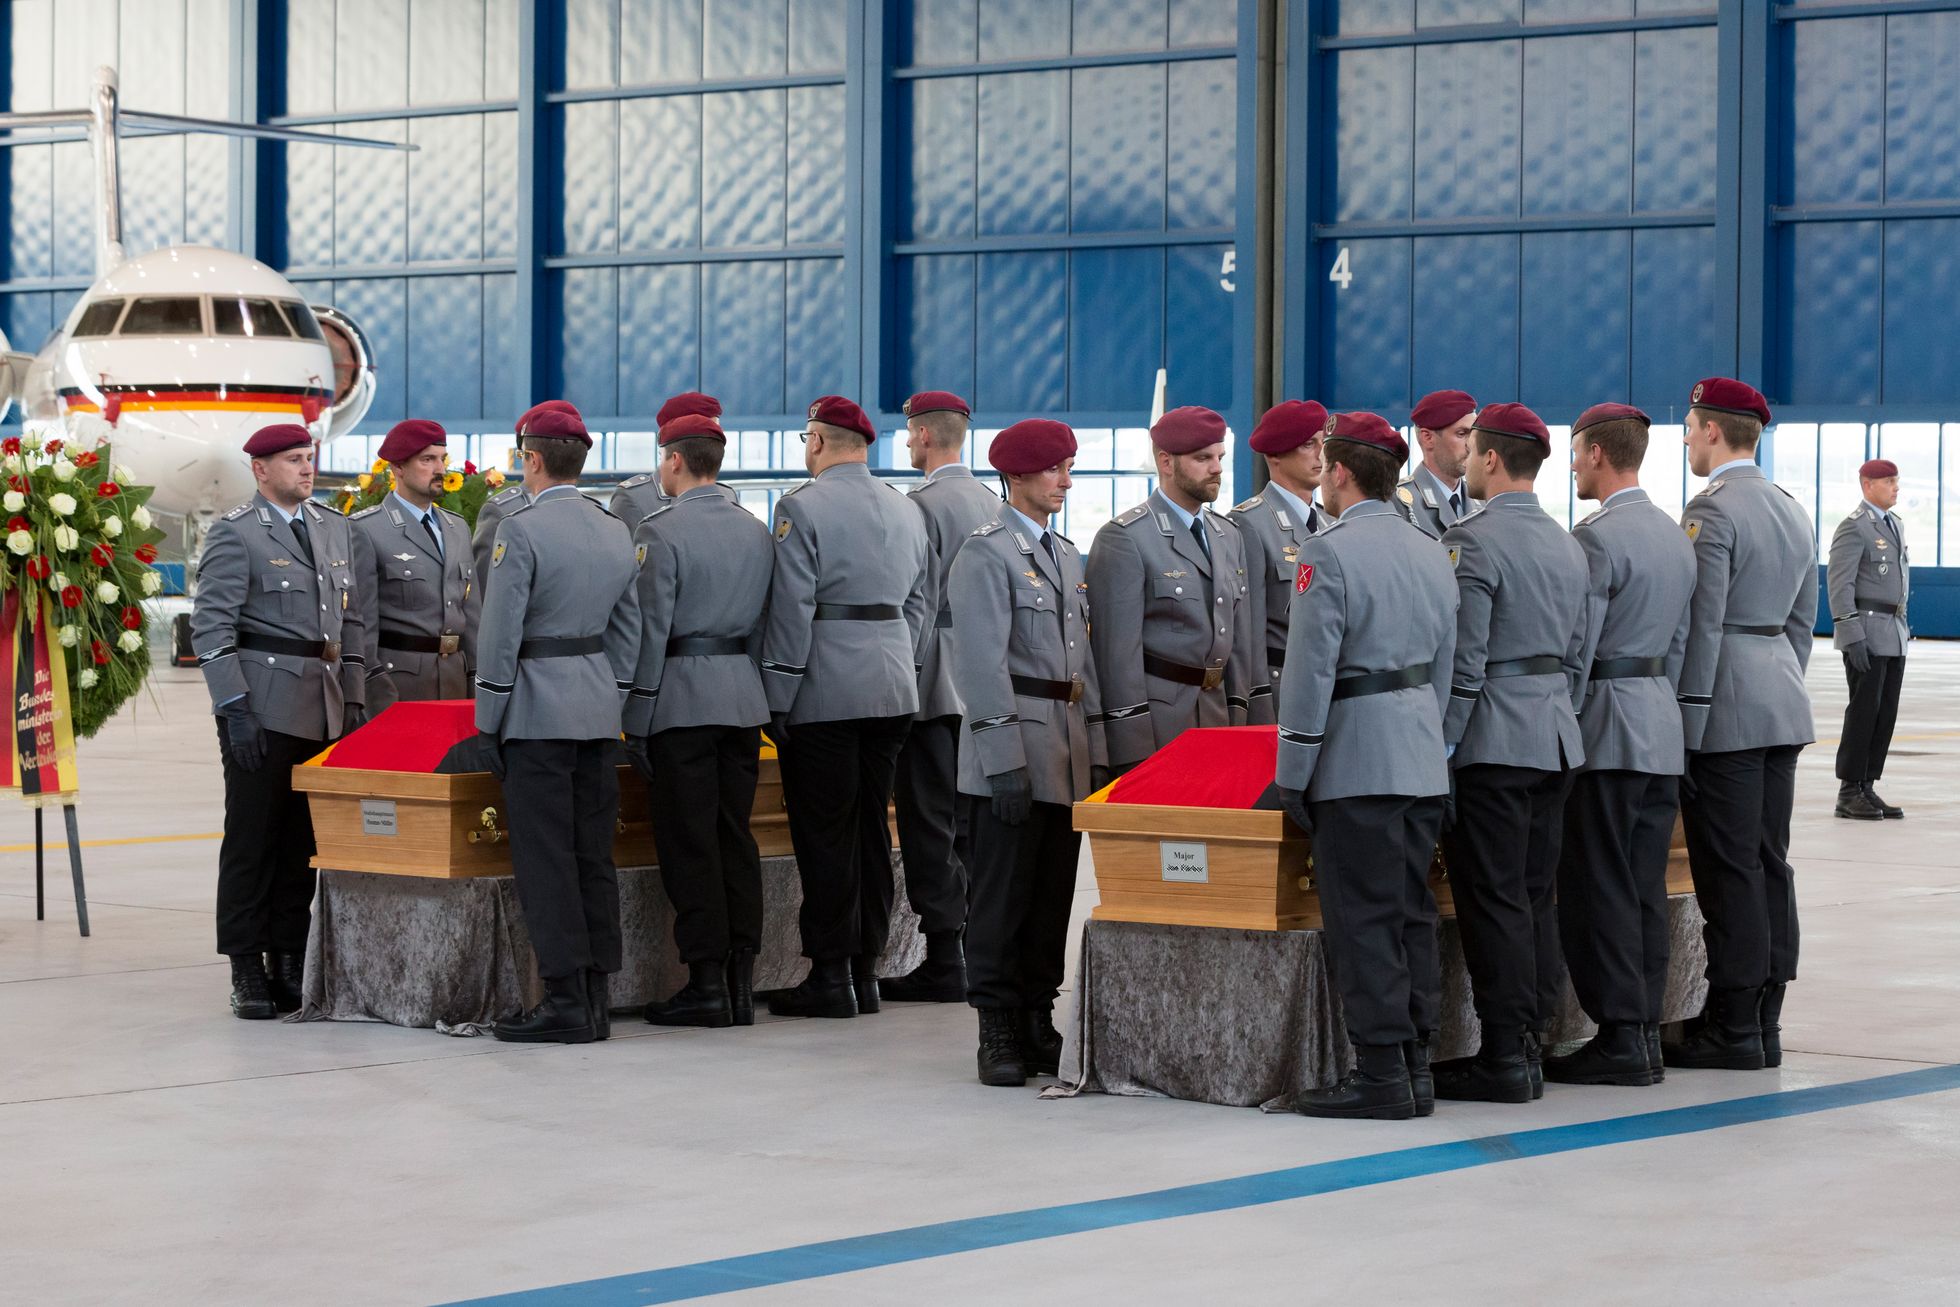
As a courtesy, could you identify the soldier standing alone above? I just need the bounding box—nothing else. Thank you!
[1827,457,1910,821]
[1231,399,1330,721]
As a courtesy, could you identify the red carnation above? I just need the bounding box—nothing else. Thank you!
[1,437,17,454]
[96,481,120,498]
[121,606,141,630]
[74,450,100,468]
[45,438,62,454]
[25,555,50,579]
[6,516,27,533]
[91,543,115,566]
[463,460,477,475]
[91,640,110,665]
[134,543,159,564]
[61,585,83,608]
[8,475,24,493]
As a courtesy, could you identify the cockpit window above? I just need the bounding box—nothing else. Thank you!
[73,299,126,338]
[211,296,297,339]
[118,297,207,336]
[281,301,327,343]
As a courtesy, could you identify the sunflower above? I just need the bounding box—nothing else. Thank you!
[442,471,465,492]
[357,472,372,489]
[371,458,388,474]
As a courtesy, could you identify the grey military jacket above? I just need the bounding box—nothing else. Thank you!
[761,462,932,725]
[1677,463,1817,753]
[1440,492,1589,771]
[1568,488,1697,776]
[624,485,774,737]
[192,495,367,741]
[473,485,641,742]
[1828,503,1910,657]
[1397,463,1481,539]
[349,497,479,709]
[611,473,738,531]
[1085,491,1254,769]
[948,508,1108,805]
[1275,499,1457,800]
[1228,485,1324,723]
[911,464,1002,722]
[471,485,527,597]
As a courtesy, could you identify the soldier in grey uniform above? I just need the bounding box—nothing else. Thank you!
[473,404,643,1044]
[949,419,1107,1087]
[1086,406,1254,774]
[349,419,478,709]
[192,423,367,1020]
[611,392,740,524]
[1231,399,1329,722]
[885,389,1000,1003]
[470,400,576,596]
[1434,403,1589,1105]
[1549,404,1697,1088]
[1827,457,1910,821]
[1260,410,1458,1120]
[622,411,774,1030]
[761,395,932,1020]
[1667,377,1816,1073]
[1396,389,1481,538]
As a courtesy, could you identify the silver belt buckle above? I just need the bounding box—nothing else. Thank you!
[322,640,341,663]
[438,633,461,656]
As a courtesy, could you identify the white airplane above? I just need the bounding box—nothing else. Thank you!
[0,66,411,561]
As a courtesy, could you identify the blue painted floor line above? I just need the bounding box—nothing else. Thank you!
[445,1063,1960,1306]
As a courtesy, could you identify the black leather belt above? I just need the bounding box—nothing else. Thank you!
[1487,655,1562,677]
[1591,655,1665,680]
[380,630,461,655]
[518,635,604,658]
[666,635,748,657]
[238,632,339,662]
[1854,598,1899,615]
[1011,673,1085,704]
[935,608,953,629]
[1332,661,1432,701]
[1722,624,1782,637]
[1143,652,1225,691]
[815,603,901,621]
[1266,646,1286,669]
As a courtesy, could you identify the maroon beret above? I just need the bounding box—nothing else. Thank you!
[1572,402,1650,436]
[903,390,970,419]
[1859,458,1899,480]
[516,399,579,433]
[243,423,313,458]
[806,394,876,442]
[1472,402,1551,452]
[1325,410,1408,463]
[1690,377,1772,425]
[1249,400,1330,457]
[1151,405,1228,455]
[988,419,1076,475]
[659,413,725,446]
[1410,389,1476,430]
[519,404,592,447]
[376,418,447,464]
[657,391,720,429]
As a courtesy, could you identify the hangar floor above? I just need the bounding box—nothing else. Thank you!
[4,642,1957,1306]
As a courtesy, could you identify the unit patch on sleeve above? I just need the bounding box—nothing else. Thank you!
[1295,563,1314,595]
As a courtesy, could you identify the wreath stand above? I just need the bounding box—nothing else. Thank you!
[30,798,90,937]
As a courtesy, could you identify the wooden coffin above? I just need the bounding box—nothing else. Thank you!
[1078,797,1694,933]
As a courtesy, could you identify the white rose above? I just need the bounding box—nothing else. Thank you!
[5,529,30,555]
[48,492,77,516]
[18,432,39,452]
[100,515,122,538]
[141,571,162,596]
[114,463,134,483]
[1,454,19,473]
[51,457,77,482]
[53,524,79,551]
[77,668,98,689]
[50,571,70,592]
[117,629,143,652]
[131,504,152,529]
[1,492,20,512]
[96,581,119,603]
[58,624,79,647]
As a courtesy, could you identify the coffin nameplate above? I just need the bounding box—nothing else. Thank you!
[1159,840,1208,884]
[360,799,398,837]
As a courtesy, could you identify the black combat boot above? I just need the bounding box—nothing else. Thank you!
[977,1008,1028,1087]
[1021,1005,1064,1077]
[588,969,611,1040]
[1294,1044,1415,1120]
[645,960,733,1028]
[493,973,595,1044]
[1662,987,1764,1070]
[1544,1023,1655,1086]
[1525,1030,1545,1100]
[1645,1024,1665,1082]
[850,953,881,1014]
[265,950,305,1015]
[727,949,756,1027]
[229,954,277,1021]
[767,958,857,1018]
[1759,983,1787,1068]
[1403,1035,1435,1117]
[1834,782,1883,820]
[878,931,968,1002]
[1433,1027,1532,1103]
[1862,783,1903,819]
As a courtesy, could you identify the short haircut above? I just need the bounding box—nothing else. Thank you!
[813,419,870,450]
[667,435,723,479]
[526,435,587,480]
[1577,418,1649,473]
[912,410,968,451]
[1326,441,1400,500]
[1693,407,1763,451]
[1473,429,1545,481]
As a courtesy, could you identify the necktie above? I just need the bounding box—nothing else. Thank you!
[1882,514,1901,548]
[1449,488,1464,519]
[1039,531,1057,567]
[1306,504,1320,534]
[423,512,444,559]
[288,512,314,566]
[1190,517,1211,563]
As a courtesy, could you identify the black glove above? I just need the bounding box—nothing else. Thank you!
[219,699,266,772]
[1090,764,1113,793]
[989,767,1033,827]
[622,735,655,784]
[341,703,367,734]
[476,731,506,781]
[1846,641,1872,674]
[1253,781,1312,839]
[767,712,792,749]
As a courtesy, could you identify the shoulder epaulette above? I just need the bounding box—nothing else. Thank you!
[488,487,523,505]
[1232,494,1263,513]
[1576,507,1605,528]
[1113,502,1151,527]
[619,472,654,489]
[780,481,809,499]
[1694,480,1725,498]
[971,520,1003,537]
[350,504,382,520]
[1773,483,1797,501]
[222,503,251,521]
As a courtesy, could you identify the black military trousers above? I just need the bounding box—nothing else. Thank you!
[963,795,1081,1011]
[1441,764,1570,1039]
[1557,769,1678,1026]
[645,724,764,962]
[1836,652,1906,783]
[214,720,321,956]
[892,713,968,935]
[503,737,622,979]
[1682,745,1801,989]
[1308,793,1444,1046]
[778,714,911,962]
